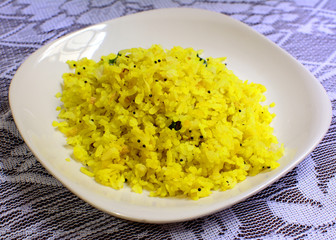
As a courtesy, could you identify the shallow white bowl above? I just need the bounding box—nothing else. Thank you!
[9,8,332,223]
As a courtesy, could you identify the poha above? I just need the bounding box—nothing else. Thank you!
[53,45,284,200]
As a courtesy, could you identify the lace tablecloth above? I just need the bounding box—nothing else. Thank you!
[1,1,335,239]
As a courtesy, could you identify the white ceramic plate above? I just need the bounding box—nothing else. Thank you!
[9,8,332,223]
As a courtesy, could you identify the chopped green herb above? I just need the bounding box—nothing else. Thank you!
[196,53,208,66]
[168,120,182,131]
[168,121,177,130]
[109,53,119,65]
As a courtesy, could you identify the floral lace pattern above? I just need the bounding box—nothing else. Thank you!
[1,1,335,239]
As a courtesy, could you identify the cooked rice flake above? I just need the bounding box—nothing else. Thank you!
[54,45,284,200]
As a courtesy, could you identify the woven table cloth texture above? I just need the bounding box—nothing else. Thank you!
[1,0,336,239]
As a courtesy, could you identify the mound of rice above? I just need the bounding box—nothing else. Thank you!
[53,45,283,200]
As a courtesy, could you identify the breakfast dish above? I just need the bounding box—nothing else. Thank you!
[54,45,283,200]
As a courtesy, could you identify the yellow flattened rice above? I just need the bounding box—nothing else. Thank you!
[53,45,284,200]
